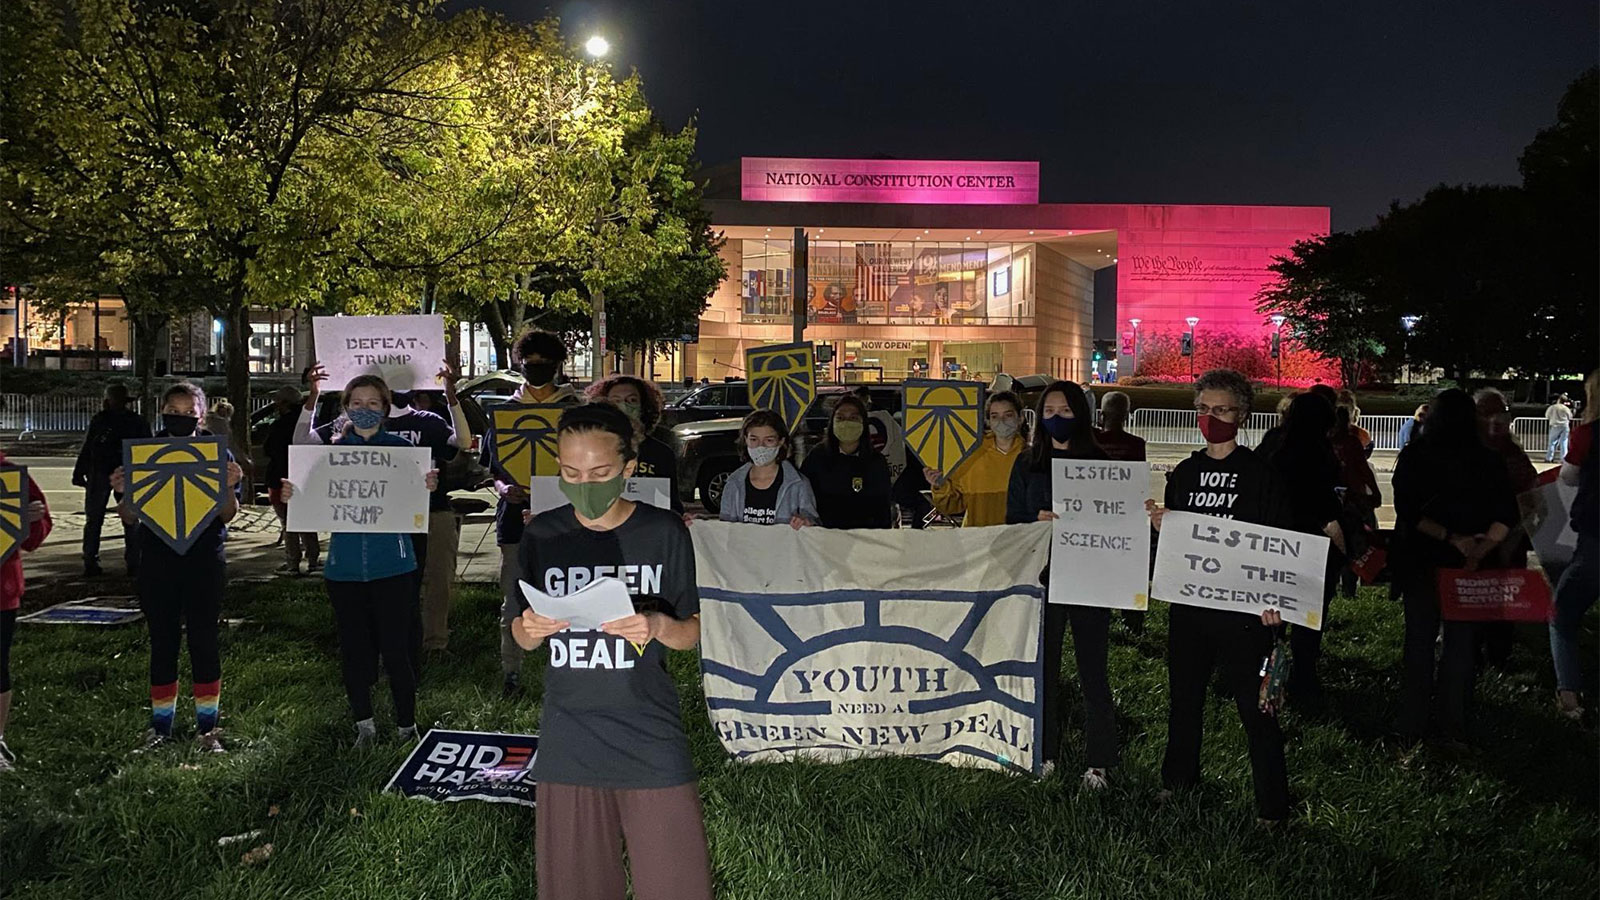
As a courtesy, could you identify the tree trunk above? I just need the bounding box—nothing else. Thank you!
[422,277,438,315]
[131,308,167,426]
[220,285,255,497]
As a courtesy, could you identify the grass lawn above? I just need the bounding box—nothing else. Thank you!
[1,578,1594,899]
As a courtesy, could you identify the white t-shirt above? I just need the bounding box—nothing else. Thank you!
[1546,403,1574,427]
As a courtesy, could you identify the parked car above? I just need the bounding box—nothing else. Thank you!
[660,380,752,428]
[671,383,907,514]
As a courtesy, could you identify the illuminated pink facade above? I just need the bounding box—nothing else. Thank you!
[695,158,1330,385]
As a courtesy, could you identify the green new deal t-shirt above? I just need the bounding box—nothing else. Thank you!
[517,502,700,789]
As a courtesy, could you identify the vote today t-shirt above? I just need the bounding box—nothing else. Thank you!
[517,502,700,789]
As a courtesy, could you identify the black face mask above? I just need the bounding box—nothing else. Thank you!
[390,391,413,409]
[522,361,558,387]
[162,413,199,437]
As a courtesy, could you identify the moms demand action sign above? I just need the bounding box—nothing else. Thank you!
[386,730,538,808]
[693,521,1051,775]
[741,158,1040,205]
[1151,511,1330,629]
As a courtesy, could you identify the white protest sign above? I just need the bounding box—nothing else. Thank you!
[1048,459,1150,609]
[1150,510,1330,629]
[1525,479,1578,569]
[528,476,672,516]
[286,445,431,533]
[313,314,444,393]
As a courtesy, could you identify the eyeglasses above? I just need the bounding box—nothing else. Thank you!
[1195,404,1241,418]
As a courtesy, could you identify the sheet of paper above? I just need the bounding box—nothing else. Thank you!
[519,576,637,632]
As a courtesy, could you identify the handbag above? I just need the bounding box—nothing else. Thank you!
[1258,634,1293,716]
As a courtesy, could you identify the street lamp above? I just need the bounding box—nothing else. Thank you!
[1400,314,1420,384]
[585,33,611,378]
[1270,314,1286,389]
[1185,316,1200,378]
[584,35,610,57]
[1129,317,1141,377]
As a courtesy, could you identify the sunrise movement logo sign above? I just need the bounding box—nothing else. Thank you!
[692,521,1051,775]
[121,437,229,554]
[489,403,563,489]
[902,379,986,476]
[746,342,816,434]
[0,464,30,565]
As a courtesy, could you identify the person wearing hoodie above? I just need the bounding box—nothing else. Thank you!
[718,409,817,528]
[488,330,580,698]
[925,391,1027,528]
[1147,368,1293,826]
[285,374,438,747]
[0,449,52,773]
[802,394,894,529]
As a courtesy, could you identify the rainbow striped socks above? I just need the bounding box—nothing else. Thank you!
[194,680,220,734]
[150,682,178,736]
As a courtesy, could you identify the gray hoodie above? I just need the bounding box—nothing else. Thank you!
[718,459,819,524]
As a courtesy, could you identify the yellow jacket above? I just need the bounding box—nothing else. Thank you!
[930,432,1025,527]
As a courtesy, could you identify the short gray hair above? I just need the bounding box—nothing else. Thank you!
[1193,369,1254,412]
[1100,391,1131,425]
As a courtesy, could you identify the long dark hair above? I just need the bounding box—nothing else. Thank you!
[1028,380,1103,470]
[823,394,879,456]
[1417,388,1482,453]
[1272,392,1337,474]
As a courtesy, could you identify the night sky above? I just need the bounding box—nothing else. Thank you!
[465,1,1595,231]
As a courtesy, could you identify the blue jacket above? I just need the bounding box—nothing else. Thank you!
[322,429,419,583]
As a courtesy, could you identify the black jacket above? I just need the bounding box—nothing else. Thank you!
[74,407,150,487]
[800,446,894,529]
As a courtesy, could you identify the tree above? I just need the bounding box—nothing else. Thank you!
[1255,231,1391,387]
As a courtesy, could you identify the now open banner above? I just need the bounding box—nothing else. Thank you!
[692,521,1051,775]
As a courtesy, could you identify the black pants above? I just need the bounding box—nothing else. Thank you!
[1287,554,1342,705]
[1398,569,1478,741]
[892,464,932,528]
[329,574,417,727]
[409,532,428,676]
[1162,605,1289,820]
[83,482,138,571]
[139,561,223,687]
[1,608,16,692]
[1040,604,1118,769]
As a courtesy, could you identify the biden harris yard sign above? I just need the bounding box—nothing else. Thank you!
[692,521,1051,775]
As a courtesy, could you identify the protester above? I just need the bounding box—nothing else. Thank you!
[584,374,683,514]
[109,383,242,753]
[407,366,474,655]
[1266,392,1347,710]
[802,394,894,529]
[493,330,580,698]
[718,410,817,528]
[1094,390,1146,463]
[1550,371,1599,720]
[384,372,461,672]
[204,399,233,443]
[73,382,149,577]
[1253,393,1294,461]
[1545,392,1574,462]
[1147,368,1292,825]
[0,450,51,773]
[1472,388,1538,670]
[264,385,322,575]
[509,403,712,899]
[1330,399,1382,598]
[1336,390,1374,456]
[285,374,438,747]
[1399,403,1428,447]
[926,391,1027,528]
[1006,381,1118,788]
[1391,389,1517,748]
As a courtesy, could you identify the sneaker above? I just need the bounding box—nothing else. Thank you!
[196,730,226,754]
[274,562,301,577]
[306,559,324,574]
[135,729,171,753]
[1038,760,1056,779]
[1557,691,1585,722]
[84,562,103,577]
[1155,788,1175,806]
[502,671,521,699]
[1081,768,1110,791]
[0,738,15,772]
[353,723,377,749]
[397,725,418,743]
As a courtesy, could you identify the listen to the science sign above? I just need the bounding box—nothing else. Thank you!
[1150,510,1330,629]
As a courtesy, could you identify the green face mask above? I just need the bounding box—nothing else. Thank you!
[558,473,627,520]
[832,419,865,443]
[615,399,643,422]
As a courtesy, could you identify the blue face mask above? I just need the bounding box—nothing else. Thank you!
[1042,414,1080,442]
[346,406,385,430]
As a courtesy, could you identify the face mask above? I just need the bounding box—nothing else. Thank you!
[390,391,413,409]
[615,399,643,422]
[990,419,1020,439]
[832,419,865,444]
[346,407,385,431]
[748,445,781,467]
[559,472,627,520]
[522,361,558,387]
[1042,414,1079,442]
[1198,413,1240,444]
[162,414,198,437]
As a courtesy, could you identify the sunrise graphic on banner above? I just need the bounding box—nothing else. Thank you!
[0,464,30,565]
[746,343,816,433]
[902,380,986,475]
[122,436,229,554]
[489,404,563,489]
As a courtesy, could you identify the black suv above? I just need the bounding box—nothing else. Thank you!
[671,382,906,514]
[659,381,752,428]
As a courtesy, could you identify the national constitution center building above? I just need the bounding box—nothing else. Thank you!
[688,157,1329,384]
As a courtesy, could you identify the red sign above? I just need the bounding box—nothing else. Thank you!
[1438,568,1553,622]
[741,158,1040,205]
